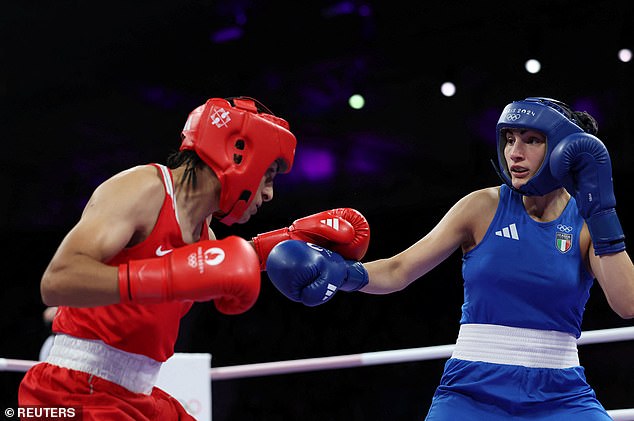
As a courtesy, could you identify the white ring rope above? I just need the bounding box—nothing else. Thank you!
[2,326,633,420]
[1,326,632,377]
[210,326,634,380]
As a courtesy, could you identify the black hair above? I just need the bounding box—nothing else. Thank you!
[571,110,599,135]
[166,149,204,189]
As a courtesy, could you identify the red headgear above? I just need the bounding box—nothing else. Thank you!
[180,97,296,225]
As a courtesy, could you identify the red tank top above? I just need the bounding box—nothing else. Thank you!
[52,164,209,362]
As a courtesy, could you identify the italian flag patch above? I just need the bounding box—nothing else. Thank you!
[556,232,573,253]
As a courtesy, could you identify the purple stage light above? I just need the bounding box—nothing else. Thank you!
[210,27,243,44]
[294,147,336,181]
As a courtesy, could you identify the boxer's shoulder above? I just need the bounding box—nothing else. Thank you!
[85,165,165,224]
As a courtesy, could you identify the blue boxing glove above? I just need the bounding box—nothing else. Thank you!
[266,240,369,306]
[550,133,626,255]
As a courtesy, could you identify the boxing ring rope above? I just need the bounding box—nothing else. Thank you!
[210,325,634,379]
[2,326,634,420]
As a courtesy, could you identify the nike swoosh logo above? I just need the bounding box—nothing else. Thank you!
[155,246,173,256]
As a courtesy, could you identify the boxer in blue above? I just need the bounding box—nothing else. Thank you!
[266,97,634,419]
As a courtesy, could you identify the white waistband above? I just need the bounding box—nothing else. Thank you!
[46,334,161,394]
[451,324,579,369]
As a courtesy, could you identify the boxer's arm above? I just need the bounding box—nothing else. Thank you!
[362,188,493,294]
[41,166,164,307]
[590,247,634,318]
[268,192,478,299]
[550,133,634,318]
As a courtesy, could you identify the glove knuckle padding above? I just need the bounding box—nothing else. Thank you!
[266,240,310,302]
[266,240,346,306]
[291,213,355,243]
[254,207,371,270]
[328,208,370,260]
[212,236,261,315]
[549,133,625,255]
[300,247,346,306]
[550,133,616,217]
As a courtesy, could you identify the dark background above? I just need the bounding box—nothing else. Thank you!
[2,1,633,419]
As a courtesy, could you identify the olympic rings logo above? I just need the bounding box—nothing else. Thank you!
[187,253,198,268]
[505,113,521,121]
[557,224,573,233]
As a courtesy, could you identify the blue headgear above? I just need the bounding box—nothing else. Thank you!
[495,97,584,196]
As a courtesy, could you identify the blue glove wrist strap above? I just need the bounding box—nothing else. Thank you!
[340,261,369,292]
[587,209,626,255]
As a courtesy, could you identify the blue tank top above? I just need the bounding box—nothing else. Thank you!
[461,184,594,338]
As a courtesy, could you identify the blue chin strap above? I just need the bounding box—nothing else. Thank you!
[494,97,584,196]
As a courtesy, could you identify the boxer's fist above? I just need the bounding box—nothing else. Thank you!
[550,133,625,255]
[253,208,370,270]
[119,236,260,315]
[266,240,368,306]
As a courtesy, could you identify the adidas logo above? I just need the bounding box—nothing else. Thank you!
[495,223,519,240]
[321,218,340,230]
[322,283,337,301]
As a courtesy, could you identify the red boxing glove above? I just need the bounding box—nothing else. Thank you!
[253,208,370,270]
[118,236,260,315]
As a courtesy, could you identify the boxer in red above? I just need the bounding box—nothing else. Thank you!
[19,96,370,420]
